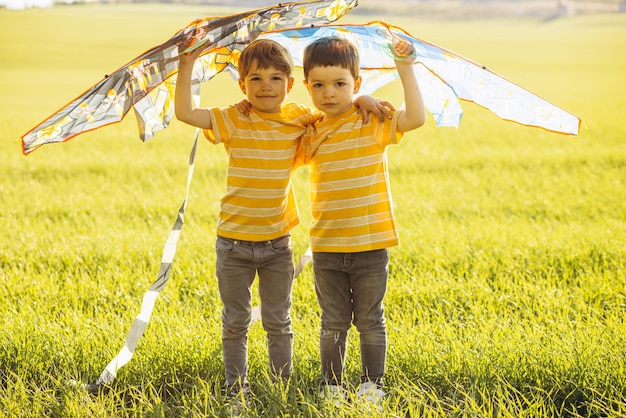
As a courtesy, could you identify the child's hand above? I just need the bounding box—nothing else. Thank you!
[178,27,207,63]
[233,99,252,116]
[392,39,417,65]
[355,96,395,123]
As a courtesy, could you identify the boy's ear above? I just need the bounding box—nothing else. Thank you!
[287,76,295,93]
[353,75,362,94]
[238,79,246,94]
[303,79,311,94]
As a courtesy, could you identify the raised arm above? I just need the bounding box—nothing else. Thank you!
[393,40,426,133]
[174,40,212,129]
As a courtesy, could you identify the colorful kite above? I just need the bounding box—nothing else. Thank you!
[20,0,359,155]
[20,3,581,157]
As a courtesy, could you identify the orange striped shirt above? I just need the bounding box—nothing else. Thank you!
[304,105,403,252]
[203,103,317,241]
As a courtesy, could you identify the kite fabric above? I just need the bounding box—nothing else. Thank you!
[20,2,580,157]
[257,21,581,135]
[20,0,359,155]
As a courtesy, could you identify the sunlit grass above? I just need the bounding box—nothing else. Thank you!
[1,4,625,417]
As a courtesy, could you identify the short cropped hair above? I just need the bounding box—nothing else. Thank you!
[238,39,293,79]
[303,37,360,80]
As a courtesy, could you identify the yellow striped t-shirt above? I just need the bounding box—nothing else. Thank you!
[203,103,316,241]
[306,105,403,252]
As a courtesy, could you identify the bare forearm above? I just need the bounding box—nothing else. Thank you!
[174,59,212,129]
[174,61,193,121]
[397,63,426,132]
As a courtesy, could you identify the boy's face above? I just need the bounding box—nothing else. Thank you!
[304,65,361,118]
[238,62,294,114]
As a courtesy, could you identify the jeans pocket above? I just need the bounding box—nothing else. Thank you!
[216,236,235,254]
[271,235,292,254]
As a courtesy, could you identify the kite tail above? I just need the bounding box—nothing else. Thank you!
[87,131,199,391]
[250,246,313,324]
[294,247,313,278]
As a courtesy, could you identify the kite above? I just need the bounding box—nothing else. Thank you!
[20,4,581,157]
[20,0,359,155]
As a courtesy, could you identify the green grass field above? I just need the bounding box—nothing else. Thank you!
[1,4,625,417]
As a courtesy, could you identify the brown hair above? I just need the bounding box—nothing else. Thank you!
[238,39,293,79]
[303,37,360,80]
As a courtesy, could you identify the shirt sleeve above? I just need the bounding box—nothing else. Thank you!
[295,125,320,167]
[202,107,237,145]
[375,109,403,148]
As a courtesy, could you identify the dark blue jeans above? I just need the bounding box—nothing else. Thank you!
[312,249,389,386]
[216,234,294,386]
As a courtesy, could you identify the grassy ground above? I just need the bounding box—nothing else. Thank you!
[1,4,625,417]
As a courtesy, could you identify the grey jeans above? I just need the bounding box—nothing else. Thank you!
[215,234,294,386]
[312,249,389,386]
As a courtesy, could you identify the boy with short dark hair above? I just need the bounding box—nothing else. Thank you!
[300,35,426,405]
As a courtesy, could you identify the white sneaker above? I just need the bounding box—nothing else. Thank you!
[321,384,347,407]
[357,381,385,407]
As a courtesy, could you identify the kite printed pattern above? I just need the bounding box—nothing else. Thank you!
[21,0,359,154]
